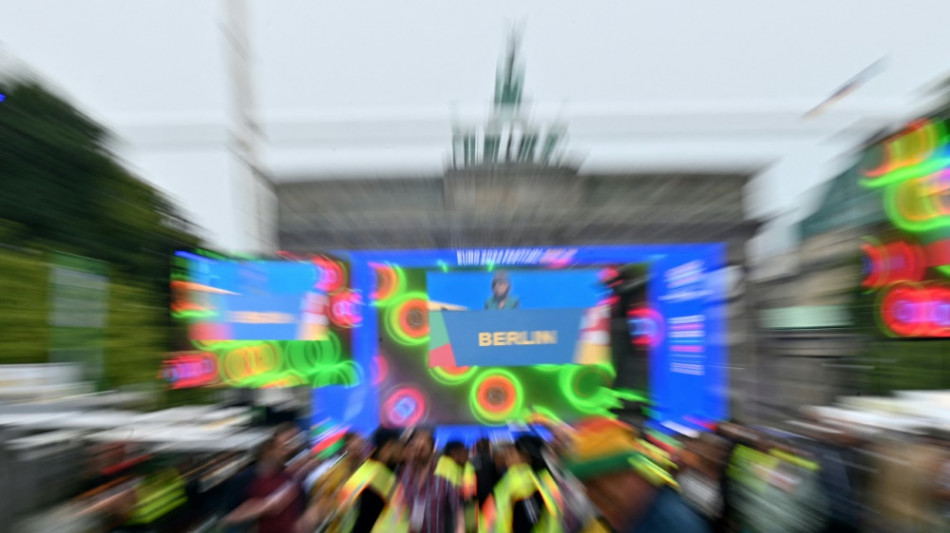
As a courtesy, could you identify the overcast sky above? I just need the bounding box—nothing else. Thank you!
[3,0,950,255]
[5,1,945,113]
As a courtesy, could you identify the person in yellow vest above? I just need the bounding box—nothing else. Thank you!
[482,435,562,533]
[424,441,476,533]
[113,457,189,533]
[298,432,368,533]
[461,456,478,533]
[338,428,407,533]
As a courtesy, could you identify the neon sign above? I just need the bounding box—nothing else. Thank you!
[878,282,950,337]
[161,352,219,389]
[861,238,926,289]
[862,119,950,188]
[628,307,664,347]
[313,255,346,294]
[858,118,950,340]
[382,386,427,427]
[329,289,363,328]
[883,170,950,233]
[559,364,616,414]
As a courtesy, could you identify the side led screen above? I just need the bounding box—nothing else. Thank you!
[164,251,357,389]
[427,268,610,367]
[176,256,327,341]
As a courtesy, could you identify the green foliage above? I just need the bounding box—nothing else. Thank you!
[863,341,950,394]
[0,247,49,364]
[0,78,201,393]
[0,79,199,278]
[102,280,167,389]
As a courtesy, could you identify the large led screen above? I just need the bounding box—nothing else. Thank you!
[165,245,728,438]
[346,246,727,433]
[370,262,649,426]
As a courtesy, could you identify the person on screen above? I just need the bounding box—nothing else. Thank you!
[485,271,520,311]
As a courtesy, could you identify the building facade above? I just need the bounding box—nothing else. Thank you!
[276,38,762,421]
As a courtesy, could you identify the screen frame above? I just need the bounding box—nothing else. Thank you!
[331,244,727,437]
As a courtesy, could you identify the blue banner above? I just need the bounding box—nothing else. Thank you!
[220,294,309,340]
[438,309,584,366]
[180,255,328,341]
[649,250,727,425]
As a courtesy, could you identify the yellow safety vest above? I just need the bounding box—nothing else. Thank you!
[125,468,187,526]
[338,459,408,533]
[463,461,476,500]
[463,462,478,533]
[433,457,479,533]
[484,464,562,533]
[434,455,462,485]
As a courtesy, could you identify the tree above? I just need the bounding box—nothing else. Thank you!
[0,78,201,390]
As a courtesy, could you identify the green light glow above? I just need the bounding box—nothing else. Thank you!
[558,364,618,414]
[283,334,361,387]
[198,333,358,388]
[883,174,950,233]
[219,341,281,385]
[172,309,218,320]
[610,387,648,402]
[285,335,343,370]
[429,365,479,385]
[191,339,263,352]
[863,157,950,190]
[527,405,564,425]
[311,361,362,387]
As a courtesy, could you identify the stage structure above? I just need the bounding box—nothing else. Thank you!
[167,245,727,445]
[164,250,360,390]
[317,245,727,444]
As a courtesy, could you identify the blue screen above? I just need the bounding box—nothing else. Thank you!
[334,244,727,440]
[180,254,327,341]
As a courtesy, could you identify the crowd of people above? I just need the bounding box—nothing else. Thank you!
[58,413,950,532]
[216,417,691,533]
[213,414,950,533]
